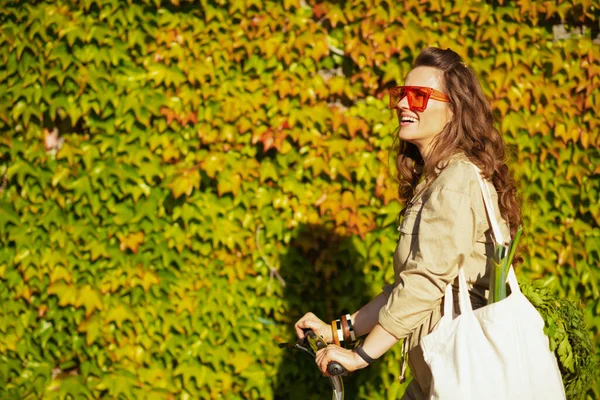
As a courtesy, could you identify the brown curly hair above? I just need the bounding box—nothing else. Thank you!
[394,47,522,242]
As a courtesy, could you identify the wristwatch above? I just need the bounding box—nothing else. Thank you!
[353,344,376,364]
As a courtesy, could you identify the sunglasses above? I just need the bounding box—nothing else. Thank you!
[389,86,450,112]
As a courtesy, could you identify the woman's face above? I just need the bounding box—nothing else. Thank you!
[395,66,453,156]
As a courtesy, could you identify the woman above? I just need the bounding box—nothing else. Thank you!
[293,47,521,398]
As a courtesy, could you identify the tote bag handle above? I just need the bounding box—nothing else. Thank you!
[442,164,522,320]
[468,163,520,295]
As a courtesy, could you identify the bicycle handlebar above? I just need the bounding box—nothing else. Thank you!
[279,328,347,400]
[304,330,348,376]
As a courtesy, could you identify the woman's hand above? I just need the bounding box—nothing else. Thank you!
[315,345,368,376]
[294,312,333,342]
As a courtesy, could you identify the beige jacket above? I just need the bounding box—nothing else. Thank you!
[378,154,511,396]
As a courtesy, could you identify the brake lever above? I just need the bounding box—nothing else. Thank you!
[278,341,314,358]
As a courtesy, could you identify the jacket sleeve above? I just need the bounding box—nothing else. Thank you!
[378,188,477,339]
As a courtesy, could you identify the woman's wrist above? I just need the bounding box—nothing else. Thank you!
[325,328,334,343]
[352,348,370,369]
[358,324,401,363]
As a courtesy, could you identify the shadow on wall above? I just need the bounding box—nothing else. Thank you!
[273,223,383,400]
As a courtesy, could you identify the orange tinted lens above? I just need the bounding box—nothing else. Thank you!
[407,89,427,111]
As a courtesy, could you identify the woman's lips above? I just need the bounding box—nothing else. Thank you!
[400,120,417,127]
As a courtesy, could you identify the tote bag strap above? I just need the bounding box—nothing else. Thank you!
[440,163,522,323]
[469,163,521,294]
[470,164,505,245]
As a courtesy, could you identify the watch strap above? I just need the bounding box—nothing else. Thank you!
[354,344,376,364]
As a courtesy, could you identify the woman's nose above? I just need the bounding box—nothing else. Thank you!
[396,94,410,110]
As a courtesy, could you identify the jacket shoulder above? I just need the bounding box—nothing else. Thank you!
[429,158,479,195]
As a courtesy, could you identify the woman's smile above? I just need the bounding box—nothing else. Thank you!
[399,112,419,128]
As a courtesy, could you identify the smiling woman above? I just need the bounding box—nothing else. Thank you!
[391,79,453,155]
[294,47,526,399]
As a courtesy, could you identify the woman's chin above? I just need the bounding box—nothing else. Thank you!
[397,127,419,141]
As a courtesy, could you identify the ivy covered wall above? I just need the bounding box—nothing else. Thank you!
[0,0,598,398]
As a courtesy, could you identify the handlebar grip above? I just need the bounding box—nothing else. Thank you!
[327,361,347,376]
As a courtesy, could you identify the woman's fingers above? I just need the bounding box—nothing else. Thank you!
[294,313,334,343]
[316,345,338,376]
[294,312,320,339]
[294,315,307,338]
[315,347,328,376]
[315,345,358,376]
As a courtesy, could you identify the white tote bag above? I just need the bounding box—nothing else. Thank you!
[420,164,565,400]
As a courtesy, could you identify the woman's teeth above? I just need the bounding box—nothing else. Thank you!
[401,117,418,123]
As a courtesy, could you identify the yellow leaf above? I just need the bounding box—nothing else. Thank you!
[341,190,357,212]
[329,76,345,95]
[78,314,104,346]
[89,241,109,262]
[231,352,253,373]
[3,334,18,351]
[217,173,242,197]
[201,153,224,178]
[162,144,181,162]
[554,123,567,142]
[334,209,350,226]
[48,282,77,307]
[50,265,72,284]
[176,294,196,315]
[76,285,104,317]
[170,169,200,199]
[119,231,145,253]
[51,167,71,187]
[140,270,159,292]
[105,304,136,329]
